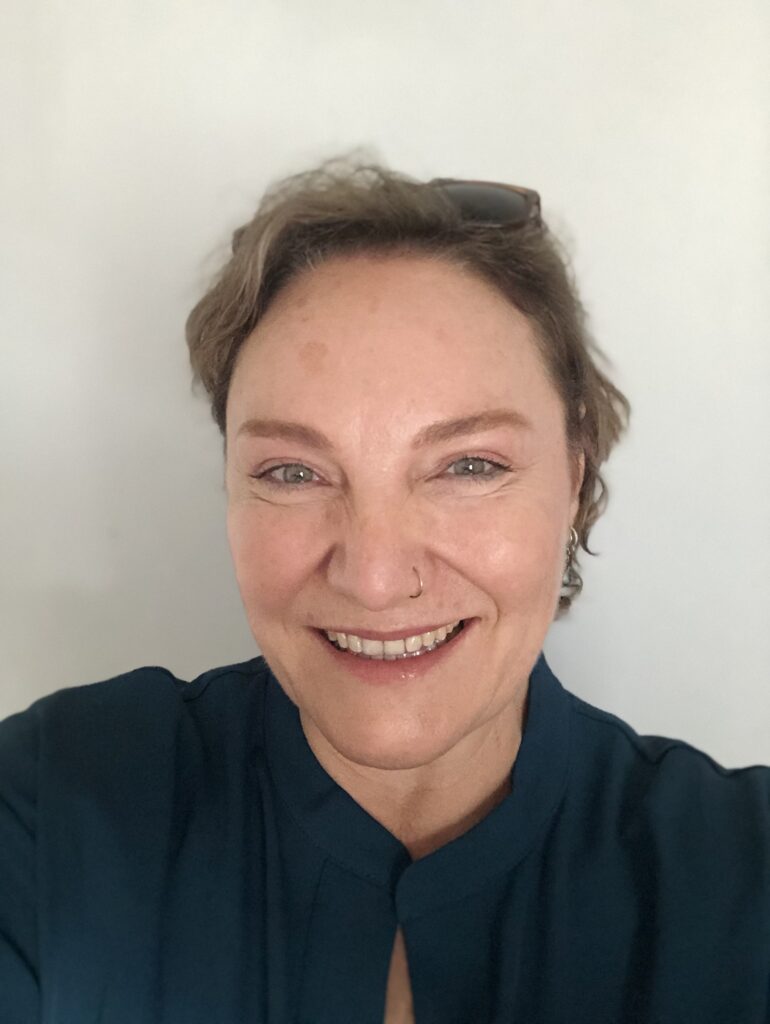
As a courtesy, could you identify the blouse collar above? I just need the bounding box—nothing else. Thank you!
[264,653,572,920]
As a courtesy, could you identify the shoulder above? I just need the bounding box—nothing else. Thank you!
[3,654,270,718]
[0,656,272,790]
[0,657,274,1009]
[570,688,770,778]
[566,690,770,844]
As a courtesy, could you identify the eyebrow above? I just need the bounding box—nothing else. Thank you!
[411,409,533,448]
[235,409,533,451]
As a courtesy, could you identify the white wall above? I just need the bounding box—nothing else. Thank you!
[1,0,768,766]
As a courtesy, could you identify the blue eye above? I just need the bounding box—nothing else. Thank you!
[255,463,318,486]
[253,457,512,489]
[446,457,510,481]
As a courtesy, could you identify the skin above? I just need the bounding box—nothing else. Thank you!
[225,254,584,862]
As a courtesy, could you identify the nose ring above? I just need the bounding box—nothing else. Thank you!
[410,566,423,599]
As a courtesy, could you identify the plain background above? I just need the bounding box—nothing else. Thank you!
[1,0,768,766]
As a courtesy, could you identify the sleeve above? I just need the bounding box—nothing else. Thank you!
[0,707,40,1022]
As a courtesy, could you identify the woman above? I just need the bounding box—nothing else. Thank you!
[1,161,768,1024]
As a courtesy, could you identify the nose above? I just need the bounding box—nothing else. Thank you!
[324,497,425,611]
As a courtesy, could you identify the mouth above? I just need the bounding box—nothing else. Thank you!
[317,619,468,660]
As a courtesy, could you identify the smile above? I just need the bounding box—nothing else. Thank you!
[322,620,465,660]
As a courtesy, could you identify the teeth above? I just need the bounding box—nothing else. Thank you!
[324,620,463,659]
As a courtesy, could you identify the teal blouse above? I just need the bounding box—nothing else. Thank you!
[1,654,769,1023]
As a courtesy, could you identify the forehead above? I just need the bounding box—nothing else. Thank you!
[228,254,561,432]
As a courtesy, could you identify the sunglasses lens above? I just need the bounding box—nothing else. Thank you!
[433,182,535,226]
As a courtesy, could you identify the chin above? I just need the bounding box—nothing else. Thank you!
[318,709,463,771]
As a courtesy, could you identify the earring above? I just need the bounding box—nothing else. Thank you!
[567,526,579,562]
[563,526,579,585]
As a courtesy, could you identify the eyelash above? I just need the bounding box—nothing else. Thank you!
[252,456,513,488]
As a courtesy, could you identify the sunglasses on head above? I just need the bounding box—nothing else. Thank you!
[429,178,542,229]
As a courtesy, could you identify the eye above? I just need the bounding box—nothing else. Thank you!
[253,463,319,487]
[444,456,512,482]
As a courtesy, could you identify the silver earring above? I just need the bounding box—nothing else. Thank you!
[563,527,579,583]
[409,566,423,599]
[567,526,579,561]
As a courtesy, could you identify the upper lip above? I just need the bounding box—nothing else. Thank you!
[316,620,465,641]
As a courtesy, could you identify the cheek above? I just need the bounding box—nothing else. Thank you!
[498,528,562,592]
[227,507,319,613]
[454,500,565,606]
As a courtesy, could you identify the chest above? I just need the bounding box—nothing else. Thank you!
[42,779,770,1023]
[383,927,415,1024]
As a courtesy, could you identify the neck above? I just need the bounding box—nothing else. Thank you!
[301,692,526,861]
[396,771,514,861]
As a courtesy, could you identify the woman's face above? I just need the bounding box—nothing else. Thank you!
[226,254,583,771]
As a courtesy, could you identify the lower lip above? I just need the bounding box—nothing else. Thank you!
[315,620,474,685]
